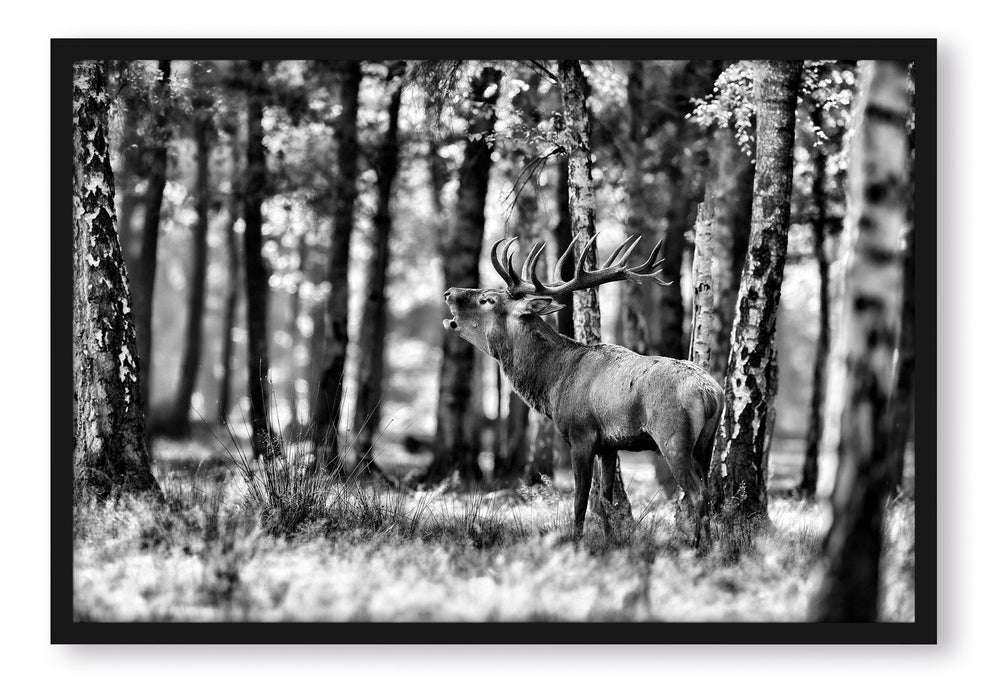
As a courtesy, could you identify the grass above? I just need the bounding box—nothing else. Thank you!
[72,436,916,622]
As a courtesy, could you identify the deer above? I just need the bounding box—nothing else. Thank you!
[441,233,725,547]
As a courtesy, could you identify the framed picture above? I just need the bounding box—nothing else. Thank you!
[53,38,935,643]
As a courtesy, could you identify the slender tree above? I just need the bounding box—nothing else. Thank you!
[132,60,171,414]
[72,60,161,500]
[242,60,275,459]
[708,126,755,383]
[494,185,537,484]
[352,64,404,468]
[424,66,503,486]
[546,156,574,479]
[216,89,243,424]
[887,77,916,493]
[521,182,559,484]
[811,61,912,621]
[689,193,716,370]
[312,61,362,471]
[114,65,148,272]
[495,70,550,485]
[161,66,213,436]
[887,218,915,492]
[217,189,240,423]
[286,230,308,431]
[622,60,652,355]
[307,222,328,419]
[713,60,802,520]
[799,105,832,498]
[624,62,719,360]
[552,157,575,340]
[558,59,632,521]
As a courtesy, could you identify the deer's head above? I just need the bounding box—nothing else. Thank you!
[442,233,671,357]
[442,287,563,355]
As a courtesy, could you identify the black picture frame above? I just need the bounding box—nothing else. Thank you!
[52,37,937,644]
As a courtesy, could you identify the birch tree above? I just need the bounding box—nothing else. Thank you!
[811,61,911,621]
[689,193,716,370]
[558,59,632,521]
[708,126,755,383]
[714,60,802,520]
[72,60,161,500]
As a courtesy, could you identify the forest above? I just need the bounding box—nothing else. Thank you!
[70,57,916,624]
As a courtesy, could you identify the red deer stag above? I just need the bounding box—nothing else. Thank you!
[441,234,724,546]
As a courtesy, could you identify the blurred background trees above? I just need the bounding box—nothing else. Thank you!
[91,58,915,567]
[811,60,914,621]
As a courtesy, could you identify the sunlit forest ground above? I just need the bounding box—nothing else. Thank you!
[73,427,915,622]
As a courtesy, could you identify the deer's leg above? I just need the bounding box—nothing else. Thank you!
[691,416,719,547]
[570,442,595,537]
[600,449,617,505]
[655,428,709,550]
[596,449,619,540]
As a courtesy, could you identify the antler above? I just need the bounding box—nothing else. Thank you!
[490,233,672,299]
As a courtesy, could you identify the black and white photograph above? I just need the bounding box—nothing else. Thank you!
[55,40,933,639]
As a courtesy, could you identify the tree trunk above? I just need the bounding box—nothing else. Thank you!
[709,126,755,384]
[307,267,327,416]
[623,61,719,361]
[762,347,780,479]
[311,61,362,471]
[72,60,161,501]
[242,60,275,459]
[558,59,633,520]
[352,70,403,468]
[287,232,308,432]
[424,67,502,486]
[520,175,557,484]
[218,193,240,423]
[546,155,573,479]
[887,216,915,493]
[811,60,911,622]
[115,79,144,268]
[713,60,802,521]
[552,157,575,340]
[689,192,716,370]
[799,108,831,498]
[623,60,652,355]
[132,60,171,415]
[655,170,689,359]
[161,93,212,436]
[887,82,916,494]
[494,182,539,485]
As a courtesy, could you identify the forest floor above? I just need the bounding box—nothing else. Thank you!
[72,428,916,622]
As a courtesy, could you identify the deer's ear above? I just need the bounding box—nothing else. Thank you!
[520,296,565,316]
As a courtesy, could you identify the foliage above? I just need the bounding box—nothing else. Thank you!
[690,60,856,157]
[689,61,758,156]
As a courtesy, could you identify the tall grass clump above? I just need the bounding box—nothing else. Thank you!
[217,416,342,537]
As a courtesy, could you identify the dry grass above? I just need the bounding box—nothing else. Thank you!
[72,446,915,622]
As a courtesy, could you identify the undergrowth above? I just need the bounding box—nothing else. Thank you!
[72,428,916,623]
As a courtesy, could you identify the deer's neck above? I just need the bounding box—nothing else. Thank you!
[490,318,580,419]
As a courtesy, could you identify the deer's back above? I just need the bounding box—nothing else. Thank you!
[554,343,723,448]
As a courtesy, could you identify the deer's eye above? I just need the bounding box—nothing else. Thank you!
[479,297,493,305]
